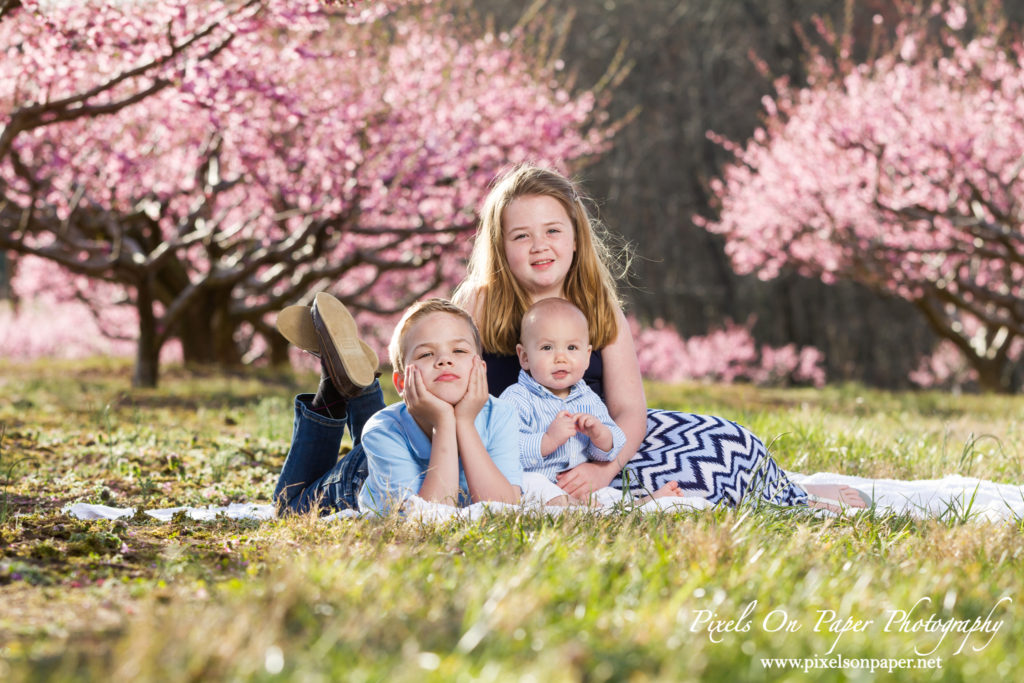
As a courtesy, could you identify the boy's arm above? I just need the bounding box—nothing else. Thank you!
[457,361,520,504]
[359,417,441,514]
[416,414,461,504]
[404,365,460,505]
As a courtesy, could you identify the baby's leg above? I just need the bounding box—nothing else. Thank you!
[652,481,684,499]
[522,472,580,507]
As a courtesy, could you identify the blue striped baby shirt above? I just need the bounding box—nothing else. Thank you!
[499,369,626,483]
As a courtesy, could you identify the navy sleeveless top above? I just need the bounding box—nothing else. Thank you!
[483,350,606,401]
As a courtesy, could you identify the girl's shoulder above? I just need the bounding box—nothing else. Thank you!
[453,284,484,318]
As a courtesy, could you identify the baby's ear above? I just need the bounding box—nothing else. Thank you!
[515,343,529,369]
[392,369,405,395]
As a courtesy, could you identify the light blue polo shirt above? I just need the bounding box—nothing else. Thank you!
[357,396,523,514]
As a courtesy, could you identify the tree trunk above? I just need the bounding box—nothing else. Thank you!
[971,354,1020,393]
[0,251,10,300]
[133,277,161,388]
[267,333,291,366]
[177,288,243,367]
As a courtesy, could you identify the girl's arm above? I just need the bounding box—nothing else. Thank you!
[556,305,647,498]
[597,306,647,463]
[455,359,520,503]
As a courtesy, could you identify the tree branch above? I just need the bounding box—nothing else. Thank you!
[0,0,263,159]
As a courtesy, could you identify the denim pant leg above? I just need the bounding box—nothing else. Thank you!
[273,381,385,515]
[346,379,384,444]
[310,380,385,512]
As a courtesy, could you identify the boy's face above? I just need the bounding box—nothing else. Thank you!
[394,312,479,405]
[516,311,591,398]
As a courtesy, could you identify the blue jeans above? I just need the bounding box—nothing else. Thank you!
[273,380,385,515]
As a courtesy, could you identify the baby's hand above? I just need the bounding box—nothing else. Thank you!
[574,413,613,451]
[544,410,577,450]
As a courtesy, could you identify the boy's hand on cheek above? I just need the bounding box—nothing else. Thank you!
[405,366,454,430]
[454,357,488,423]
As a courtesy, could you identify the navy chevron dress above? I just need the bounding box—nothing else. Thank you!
[483,351,809,507]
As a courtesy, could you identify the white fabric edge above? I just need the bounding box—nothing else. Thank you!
[62,472,1024,523]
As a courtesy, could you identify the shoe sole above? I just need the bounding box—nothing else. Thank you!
[311,292,376,391]
[276,304,379,370]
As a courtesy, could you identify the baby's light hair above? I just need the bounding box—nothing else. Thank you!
[520,297,589,344]
[388,298,482,374]
[453,164,622,355]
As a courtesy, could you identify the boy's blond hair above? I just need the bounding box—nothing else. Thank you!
[388,298,482,374]
[453,164,622,355]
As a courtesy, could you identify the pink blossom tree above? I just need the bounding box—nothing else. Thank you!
[699,1,1024,392]
[629,316,826,387]
[0,0,616,386]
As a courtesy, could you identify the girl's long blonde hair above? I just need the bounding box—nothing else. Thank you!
[454,164,622,355]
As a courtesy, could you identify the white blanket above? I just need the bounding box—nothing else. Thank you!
[791,472,1024,522]
[63,473,1024,523]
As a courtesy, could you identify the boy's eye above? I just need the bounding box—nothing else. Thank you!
[540,344,552,351]
[568,344,578,351]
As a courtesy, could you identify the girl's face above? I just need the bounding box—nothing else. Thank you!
[501,194,576,302]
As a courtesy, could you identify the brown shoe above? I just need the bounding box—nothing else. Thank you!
[310,292,377,396]
[276,304,320,355]
[276,304,380,370]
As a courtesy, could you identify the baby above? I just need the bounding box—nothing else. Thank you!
[499,297,684,507]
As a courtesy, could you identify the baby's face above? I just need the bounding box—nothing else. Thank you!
[516,312,591,398]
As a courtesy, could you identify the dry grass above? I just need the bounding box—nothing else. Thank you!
[1,359,1022,681]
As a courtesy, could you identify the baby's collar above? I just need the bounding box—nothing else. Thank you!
[518,368,583,400]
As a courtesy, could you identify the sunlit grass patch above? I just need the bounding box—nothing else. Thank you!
[1,360,1022,680]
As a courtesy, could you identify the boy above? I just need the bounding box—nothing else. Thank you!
[274,295,522,515]
[358,298,522,513]
[500,298,683,506]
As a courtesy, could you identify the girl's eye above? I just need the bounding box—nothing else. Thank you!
[454,348,468,354]
[417,352,432,359]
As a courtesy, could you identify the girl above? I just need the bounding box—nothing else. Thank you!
[453,164,868,511]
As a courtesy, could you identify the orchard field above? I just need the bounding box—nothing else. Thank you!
[1,359,1022,681]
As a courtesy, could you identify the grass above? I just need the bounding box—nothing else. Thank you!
[1,357,1023,681]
